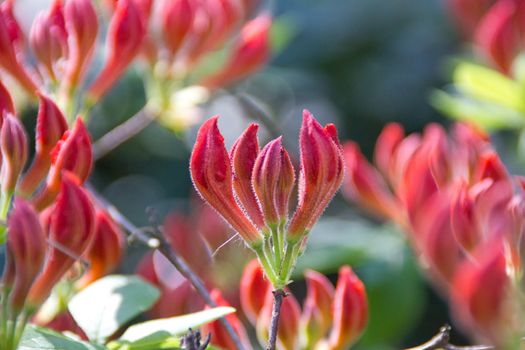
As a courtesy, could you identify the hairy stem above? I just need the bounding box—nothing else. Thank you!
[404,325,494,350]
[93,107,155,160]
[86,184,245,350]
[266,289,286,350]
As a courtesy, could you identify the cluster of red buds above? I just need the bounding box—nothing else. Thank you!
[448,0,525,75]
[234,260,367,350]
[190,110,344,289]
[344,121,525,346]
[0,86,124,349]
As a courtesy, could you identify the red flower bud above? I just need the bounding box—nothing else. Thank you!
[0,113,28,194]
[76,210,125,289]
[27,173,96,309]
[4,198,46,316]
[451,181,480,252]
[475,0,518,74]
[63,0,98,90]
[253,137,295,226]
[88,0,146,102]
[30,0,68,81]
[373,122,404,181]
[301,269,335,349]
[230,124,265,229]
[257,290,301,350]
[473,150,509,183]
[0,0,23,47]
[203,14,271,88]
[447,0,495,38]
[0,8,38,93]
[20,92,68,196]
[0,78,15,118]
[190,116,262,246]
[451,240,513,346]
[328,266,368,350]
[203,289,253,350]
[343,142,399,220]
[33,118,92,210]
[240,259,271,324]
[287,110,344,241]
[161,0,196,59]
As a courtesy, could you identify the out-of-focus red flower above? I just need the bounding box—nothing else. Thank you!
[0,113,28,194]
[240,259,271,324]
[0,79,15,117]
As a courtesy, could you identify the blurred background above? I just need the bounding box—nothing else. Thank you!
[13,0,471,348]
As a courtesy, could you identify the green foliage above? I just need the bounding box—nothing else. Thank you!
[68,275,160,343]
[19,325,106,350]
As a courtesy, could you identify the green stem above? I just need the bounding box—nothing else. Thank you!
[271,226,282,271]
[6,315,17,350]
[254,246,278,286]
[1,289,9,349]
[278,241,299,287]
[12,312,28,349]
[0,191,13,244]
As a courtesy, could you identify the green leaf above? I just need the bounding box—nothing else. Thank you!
[431,90,525,130]
[119,307,235,343]
[19,325,106,350]
[270,16,297,55]
[69,275,160,343]
[453,61,525,112]
[107,333,182,350]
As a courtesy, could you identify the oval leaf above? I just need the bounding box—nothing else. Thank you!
[19,325,105,350]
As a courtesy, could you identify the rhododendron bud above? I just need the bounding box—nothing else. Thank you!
[230,124,265,229]
[27,173,96,310]
[451,241,514,346]
[203,14,271,88]
[76,210,125,289]
[373,122,404,180]
[423,124,450,187]
[161,0,196,59]
[257,291,301,350]
[287,110,344,241]
[63,0,98,90]
[473,150,509,183]
[240,259,271,324]
[88,0,146,102]
[451,182,480,252]
[475,0,518,74]
[1,113,28,194]
[190,117,262,246]
[343,142,399,220]
[30,0,68,81]
[203,289,253,350]
[4,198,46,316]
[0,0,23,47]
[33,118,92,210]
[20,93,68,196]
[0,79,15,117]
[0,10,38,93]
[253,137,294,227]
[328,266,368,350]
[301,269,335,349]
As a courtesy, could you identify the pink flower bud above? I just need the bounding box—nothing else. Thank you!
[202,14,271,88]
[76,209,125,289]
[27,173,96,309]
[240,259,271,324]
[473,150,509,183]
[33,118,92,210]
[4,198,46,316]
[63,0,98,90]
[257,290,301,350]
[88,0,146,102]
[0,78,15,118]
[451,181,480,252]
[202,289,253,350]
[252,137,295,226]
[342,142,399,220]
[451,240,513,346]
[230,124,265,229]
[475,0,518,74]
[0,9,38,93]
[30,0,68,81]
[328,266,368,350]
[373,122,404,181]
[301,269,335,349]
[161,0,196,59]
[190,116,262,246]
[0,113,28,194]
[20,92,68,196]
[287,110,344,241]
[0,0,24,47]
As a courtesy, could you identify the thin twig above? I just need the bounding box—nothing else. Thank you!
[404,325,493,350]
[267,289,286,350]
[93,107,156,160]
[86,184,245,350]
